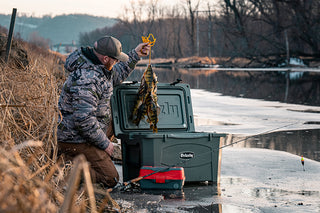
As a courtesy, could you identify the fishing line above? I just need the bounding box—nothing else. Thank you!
[180,121,302,164]
[141,121,302,174]
[113,122,302,191]
[218,121,301,150]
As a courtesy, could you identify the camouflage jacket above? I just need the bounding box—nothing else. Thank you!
[57,48,140,150]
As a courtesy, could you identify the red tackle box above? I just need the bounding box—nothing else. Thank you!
[139,166,185,190]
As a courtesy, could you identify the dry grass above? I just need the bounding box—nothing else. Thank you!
[0,38,119,212]
[140,56,218,66]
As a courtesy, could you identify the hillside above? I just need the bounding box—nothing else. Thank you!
[0,14,117,46]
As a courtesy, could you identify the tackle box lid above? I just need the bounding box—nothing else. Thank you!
[139,166,185,180]
[111,82,195,136]
[139,166,185,190]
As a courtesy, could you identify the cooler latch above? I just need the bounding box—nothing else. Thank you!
[162,134,168,142]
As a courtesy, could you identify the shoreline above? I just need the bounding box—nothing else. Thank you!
[139,56,320,69]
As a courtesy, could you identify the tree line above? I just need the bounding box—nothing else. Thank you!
[79,0,320,66]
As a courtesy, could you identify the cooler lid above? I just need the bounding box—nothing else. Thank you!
[111,82,195,136]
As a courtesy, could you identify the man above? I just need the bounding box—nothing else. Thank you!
[57,35,150,187]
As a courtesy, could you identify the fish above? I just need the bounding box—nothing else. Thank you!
[131,64,160,132]
[146,91,159,132]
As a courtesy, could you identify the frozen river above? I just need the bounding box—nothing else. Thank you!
[192,89,320,162]
[114,147,320,213]
[191,89,320,135]
[111,89,320,212]
[156,147,320,213]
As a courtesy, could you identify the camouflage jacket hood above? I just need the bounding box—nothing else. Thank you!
[58,48,140,150]
[64,48,105,73]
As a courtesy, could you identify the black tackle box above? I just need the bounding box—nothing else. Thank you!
[111,82,225,183]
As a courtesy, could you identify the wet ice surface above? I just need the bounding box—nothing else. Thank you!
[114,148,320,212]
[191,89,320,135]
[112,89,320,212]
[218,148,320,213]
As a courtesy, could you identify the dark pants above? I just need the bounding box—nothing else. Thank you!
[58,142,119,188]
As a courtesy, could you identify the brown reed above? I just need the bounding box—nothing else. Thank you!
[0,38,121,212]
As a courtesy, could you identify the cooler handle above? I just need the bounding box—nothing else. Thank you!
[166,133,213,140]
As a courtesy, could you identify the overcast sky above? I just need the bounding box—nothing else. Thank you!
[1,0,182,18]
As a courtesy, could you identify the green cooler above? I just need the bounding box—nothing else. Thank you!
[111,82,225,183]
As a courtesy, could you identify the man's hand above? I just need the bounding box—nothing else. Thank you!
[135,43,151,58]
[105,142,114,157]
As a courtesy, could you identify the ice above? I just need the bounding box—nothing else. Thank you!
[219,148,320,213]
[191,89,320,135]
[112,89,320,212]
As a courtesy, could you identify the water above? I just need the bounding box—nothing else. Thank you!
[128,66,320,106]
[127,66,320,162]
[119,67,320,212]
[228,129,320,162]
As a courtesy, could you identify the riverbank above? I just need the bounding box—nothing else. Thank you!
[139,56,320,68]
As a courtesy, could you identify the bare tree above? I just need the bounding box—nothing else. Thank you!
[78,0,319,63]
[289,0,320,56]
[183,0,200,56]
[161,5,185,57]
[247,0,320,58]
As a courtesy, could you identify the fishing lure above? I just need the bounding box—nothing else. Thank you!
[301,155,305,171]
[141,33,156,64]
